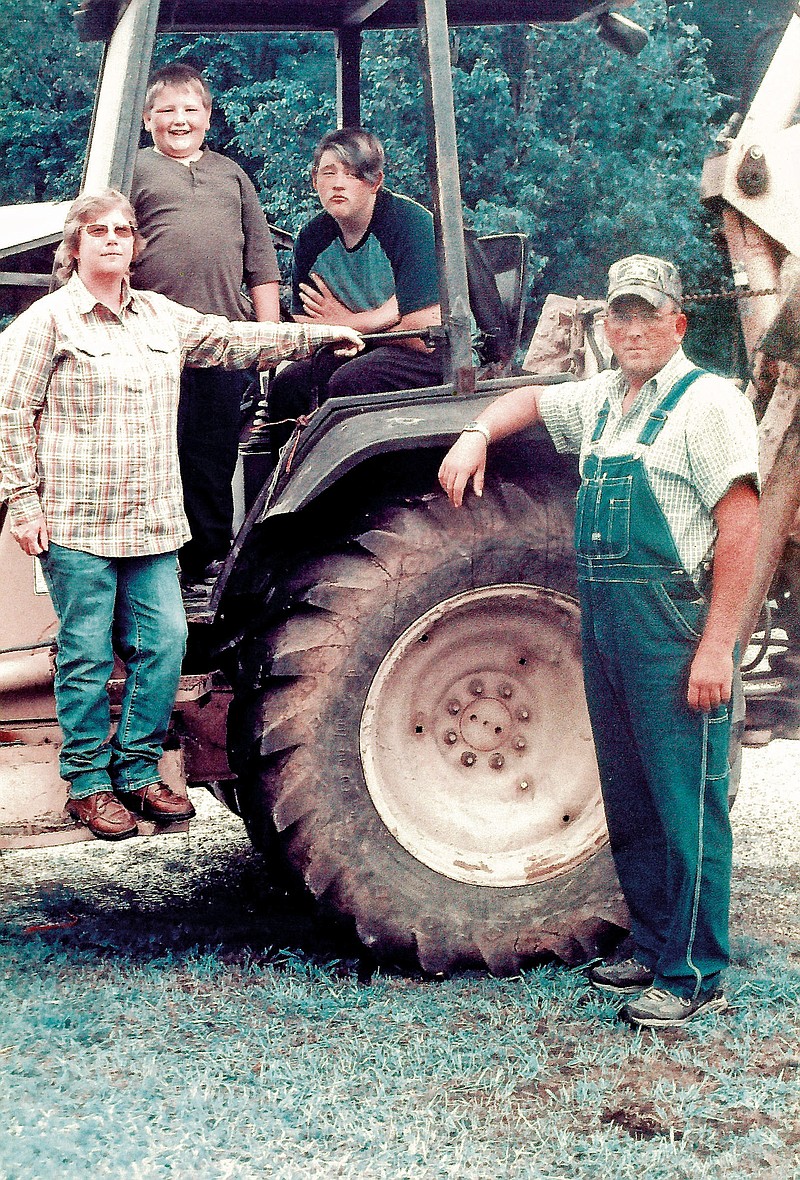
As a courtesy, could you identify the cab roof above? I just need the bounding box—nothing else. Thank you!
[75,0,631,39]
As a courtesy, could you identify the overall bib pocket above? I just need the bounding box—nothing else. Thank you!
[575,474,632,558]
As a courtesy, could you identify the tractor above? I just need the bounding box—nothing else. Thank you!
[2,0,800,975]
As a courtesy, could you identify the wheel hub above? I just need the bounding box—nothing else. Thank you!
[459,694,514,751]
[360,584,607,887]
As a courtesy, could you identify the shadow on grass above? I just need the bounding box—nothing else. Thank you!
[0,799,383,977]
[0,845,381,975]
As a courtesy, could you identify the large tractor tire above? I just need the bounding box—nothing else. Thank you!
[230,476,629,975]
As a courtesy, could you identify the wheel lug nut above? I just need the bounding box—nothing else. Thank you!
[489,753,505,770]
[447,699,461,716]
[514,737,526,750]
[444,730,458,745]
[499,684,513,698]
[517,709,529,721]
[468,680,484,696]
[519,780,530,791]
[461,751,476,767]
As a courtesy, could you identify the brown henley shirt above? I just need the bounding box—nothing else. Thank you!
[130,147,280,321]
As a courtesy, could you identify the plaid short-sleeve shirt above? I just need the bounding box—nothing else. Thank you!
[539,348,760,577]
[0,275,343,557]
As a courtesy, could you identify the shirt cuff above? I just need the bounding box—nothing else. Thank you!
[7,491,44,524]
[303,325,347,355]
[538,388,574,454]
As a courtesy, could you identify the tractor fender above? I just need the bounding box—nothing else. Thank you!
[210,383,560,618]
[257,388,497,519]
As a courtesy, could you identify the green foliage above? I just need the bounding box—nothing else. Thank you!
[0,0,782,370]
[0,0,100,201]
[446,6,724,305]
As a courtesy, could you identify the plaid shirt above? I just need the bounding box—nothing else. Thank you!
[539,348,760,577]
[0,274,346,557]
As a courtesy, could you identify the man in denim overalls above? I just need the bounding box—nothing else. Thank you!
[439,255,761,1028]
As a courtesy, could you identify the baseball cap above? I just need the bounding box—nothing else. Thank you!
[607,254,683,309]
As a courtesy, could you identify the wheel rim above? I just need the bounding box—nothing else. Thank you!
[360,584,607,887]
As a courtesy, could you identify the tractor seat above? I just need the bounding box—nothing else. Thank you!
[465,230,530,372]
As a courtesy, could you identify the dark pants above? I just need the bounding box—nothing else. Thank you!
[177,368,251,576]
[268,344,444,452]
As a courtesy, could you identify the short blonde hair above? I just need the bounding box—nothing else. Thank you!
[144,63,212,113]
[54,190,146,283]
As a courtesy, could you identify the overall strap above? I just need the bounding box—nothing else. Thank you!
[591,400,611,443]
[637,368,704,446]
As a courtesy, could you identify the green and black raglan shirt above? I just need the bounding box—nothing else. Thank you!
[291,188,439,319]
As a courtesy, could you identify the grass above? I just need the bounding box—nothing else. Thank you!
[0,798,798,1179]
[1,935,797,1176]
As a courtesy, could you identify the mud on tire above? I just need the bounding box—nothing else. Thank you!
[229,476,628,974]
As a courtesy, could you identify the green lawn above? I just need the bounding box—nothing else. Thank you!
[0,783,797,1179]
[1,936,797,1178]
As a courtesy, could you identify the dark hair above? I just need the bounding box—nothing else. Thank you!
[53,190,146,283]
[144,63,212,112]
[311,128,384,185]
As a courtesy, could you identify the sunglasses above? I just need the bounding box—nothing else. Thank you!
[604,308,676,326]
[82,222,136,238]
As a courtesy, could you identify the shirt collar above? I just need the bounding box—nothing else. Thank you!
[67,271,137,315]
[153,145,206,166]
[609,346,691,409]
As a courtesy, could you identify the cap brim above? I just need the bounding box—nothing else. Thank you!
[607,284,670,309]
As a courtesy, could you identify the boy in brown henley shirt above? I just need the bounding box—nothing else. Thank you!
[131,63,281,588]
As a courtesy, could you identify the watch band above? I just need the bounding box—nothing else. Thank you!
[461,420,491,445]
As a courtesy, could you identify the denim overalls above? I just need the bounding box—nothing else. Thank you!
[575,370,732,999]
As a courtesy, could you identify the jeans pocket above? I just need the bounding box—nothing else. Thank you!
[706,709,731,781]
[653,581,705,640]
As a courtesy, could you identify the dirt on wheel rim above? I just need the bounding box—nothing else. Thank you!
[360,582,606,888]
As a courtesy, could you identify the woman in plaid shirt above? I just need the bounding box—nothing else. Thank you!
[0,189,361,840]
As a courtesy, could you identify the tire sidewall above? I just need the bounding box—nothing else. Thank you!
[254,481,625,968]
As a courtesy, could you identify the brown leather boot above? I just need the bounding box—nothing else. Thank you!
[117,782,196,821]
[67,792,139,840]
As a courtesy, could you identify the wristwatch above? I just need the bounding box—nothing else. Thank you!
[461,420,491,445]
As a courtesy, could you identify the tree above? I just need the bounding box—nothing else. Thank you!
[0,0,783,370]
[0,0,100,202]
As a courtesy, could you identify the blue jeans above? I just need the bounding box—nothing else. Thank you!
[39,544,187,800]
